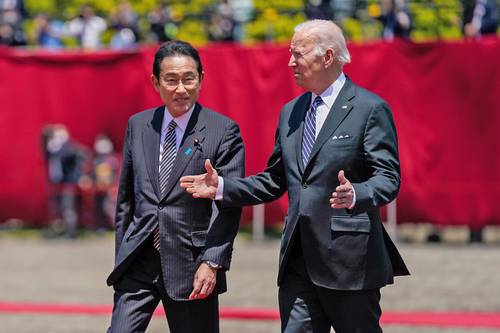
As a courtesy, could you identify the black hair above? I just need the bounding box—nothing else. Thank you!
[152,40,203,79]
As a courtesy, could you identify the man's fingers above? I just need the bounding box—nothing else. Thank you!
[335,185,352,193]
[189,276,202,300]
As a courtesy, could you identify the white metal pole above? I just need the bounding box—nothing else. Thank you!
[386,199,398,240]
[252,204,265,242]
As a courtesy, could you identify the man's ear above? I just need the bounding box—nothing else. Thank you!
[324,48,335,68]
[151,74,160,91]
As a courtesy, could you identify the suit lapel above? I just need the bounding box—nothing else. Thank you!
[160,103,205,201]
[142,107,164,199]
[294,93,312,174]
[304,79,355,173]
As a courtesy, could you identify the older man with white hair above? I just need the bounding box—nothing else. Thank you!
[181,19,410,333]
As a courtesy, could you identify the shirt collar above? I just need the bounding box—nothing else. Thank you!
[311,72,346,110]
[162,104,195,133]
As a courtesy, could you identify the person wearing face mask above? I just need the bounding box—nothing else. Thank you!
[92,134,119,231]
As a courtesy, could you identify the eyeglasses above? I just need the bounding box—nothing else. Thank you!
[161,76,199,89]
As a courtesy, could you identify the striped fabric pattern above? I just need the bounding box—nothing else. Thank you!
[154,119,177,251]
[302,96,322,166]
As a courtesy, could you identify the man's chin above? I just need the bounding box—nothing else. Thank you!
[169,104,192,117]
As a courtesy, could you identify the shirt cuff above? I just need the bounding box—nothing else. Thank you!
[215,176,224,200]
[348,186,356,209]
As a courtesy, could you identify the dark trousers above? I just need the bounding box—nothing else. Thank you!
[108,238,219,333]
[279,232,382,333]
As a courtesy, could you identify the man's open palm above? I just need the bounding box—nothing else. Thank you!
[180,159,219,199]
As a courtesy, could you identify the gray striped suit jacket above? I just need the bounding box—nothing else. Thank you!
[107,103,245,300]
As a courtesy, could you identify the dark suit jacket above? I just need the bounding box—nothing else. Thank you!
[107,103,245,300]
[222,78,409,290]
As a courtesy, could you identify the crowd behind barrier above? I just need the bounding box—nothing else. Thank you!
[0,0,498,49]
[0,38,499,231]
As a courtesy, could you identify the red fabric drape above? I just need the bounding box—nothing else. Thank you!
[1,39,499,226]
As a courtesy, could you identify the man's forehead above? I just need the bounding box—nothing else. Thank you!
[290,30,316,49]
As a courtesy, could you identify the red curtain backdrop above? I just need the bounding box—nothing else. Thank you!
[1,39,499,226]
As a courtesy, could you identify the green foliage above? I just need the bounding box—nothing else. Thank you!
[175,20,208,45]
[22,0,490,46]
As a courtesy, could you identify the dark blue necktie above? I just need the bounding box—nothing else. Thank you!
[302,96,322,166]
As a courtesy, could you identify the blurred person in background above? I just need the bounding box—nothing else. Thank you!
[227,0,253,41]
[305,0,334,20]
[463,0,499,38]
[377,0,412,40]
[64,4,106,50]
[106,40,244,333]
[147,1,176,43]
[181,19,409,333]
[92,134,119,231]
[109,1,139,50]
[41,125,86,238]
[0,0,26,46]
[32,13,64,49]
[207,0,236,42]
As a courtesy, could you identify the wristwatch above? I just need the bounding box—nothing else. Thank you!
[204,260,221,269]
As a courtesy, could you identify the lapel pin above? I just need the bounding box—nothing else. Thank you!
[194,138,203,151]
[341,105,348,109]
[185,147,192,156]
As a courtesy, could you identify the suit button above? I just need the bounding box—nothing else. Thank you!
[302,182,308,189]
[158,205,163,210]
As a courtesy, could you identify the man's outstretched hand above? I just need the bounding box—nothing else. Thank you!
[180,159,219,199]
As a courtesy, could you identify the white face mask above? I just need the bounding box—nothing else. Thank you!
[47,128,69,153]
[94,138,113,154]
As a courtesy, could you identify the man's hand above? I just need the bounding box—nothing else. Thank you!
[180,159,219,199]
[330,170,354,209]
[189,262,217,300]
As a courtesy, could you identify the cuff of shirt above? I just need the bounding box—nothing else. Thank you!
[348,187,356,210]
[215,176,224,201]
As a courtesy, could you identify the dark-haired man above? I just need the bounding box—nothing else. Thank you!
[106,40,245,333]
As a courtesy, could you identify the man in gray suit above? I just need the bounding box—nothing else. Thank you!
[106,40,244,333]
[181,20,409,333]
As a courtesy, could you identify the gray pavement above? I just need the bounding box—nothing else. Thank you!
[0,230,499,332]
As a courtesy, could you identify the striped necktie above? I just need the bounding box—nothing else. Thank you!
[154,119,177,251]
[302,96,322,166]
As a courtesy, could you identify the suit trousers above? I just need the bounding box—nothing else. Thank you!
[108,237,219,333]
[279,232,382,333]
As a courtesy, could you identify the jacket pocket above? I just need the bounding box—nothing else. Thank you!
[330,216,371,233]
[191,230,207,247]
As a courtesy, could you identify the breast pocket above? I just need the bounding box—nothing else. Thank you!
[328,135,357,148]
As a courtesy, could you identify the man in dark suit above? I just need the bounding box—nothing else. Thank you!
[106,40,244,333]
[181,20,409,333]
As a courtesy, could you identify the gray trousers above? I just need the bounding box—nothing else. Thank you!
[108,239,219,333]
[279,234,382,333]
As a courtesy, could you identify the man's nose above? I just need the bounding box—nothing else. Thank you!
[175,82,187,93]
[288,55,296,67]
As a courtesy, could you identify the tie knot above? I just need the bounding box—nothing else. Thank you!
[168,120,177,131]
[311,96,322,110]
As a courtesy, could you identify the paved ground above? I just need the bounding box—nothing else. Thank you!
[0,228,499,333]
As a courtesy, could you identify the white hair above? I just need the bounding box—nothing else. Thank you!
[294,20,351,67]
